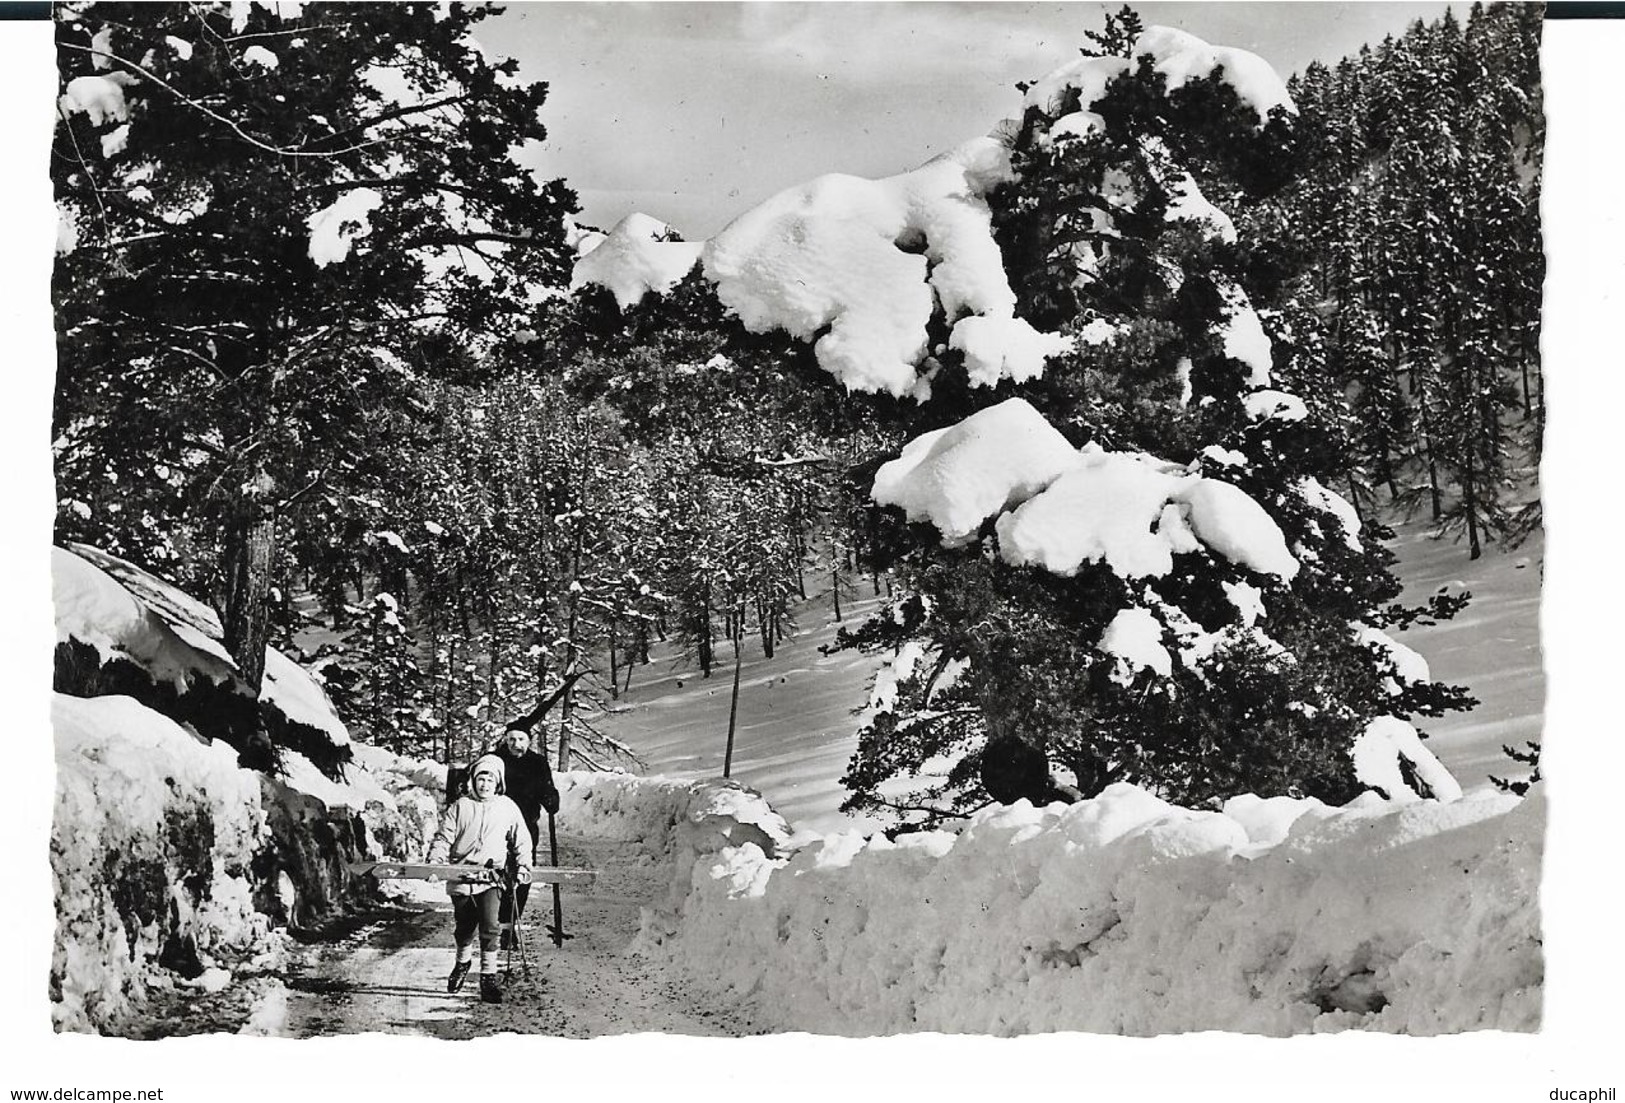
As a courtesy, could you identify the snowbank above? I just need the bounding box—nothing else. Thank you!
[262,645,351,748]
[343,741,446,880]
[52,693,274,1033]
[51,544,447,1031]
[558,772,792,940]
[59,544,353,773]
[610,773,1538,1036]
[54,547,242,694]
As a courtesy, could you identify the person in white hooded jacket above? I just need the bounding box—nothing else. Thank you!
[426,753,533,1003]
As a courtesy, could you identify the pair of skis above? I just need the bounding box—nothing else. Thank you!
[347,860,592,887]
[349,813,590,950]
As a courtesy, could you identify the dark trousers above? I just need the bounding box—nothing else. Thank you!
[452,887,502,968]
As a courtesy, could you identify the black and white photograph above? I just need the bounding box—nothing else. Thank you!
[6,0,1620,1093]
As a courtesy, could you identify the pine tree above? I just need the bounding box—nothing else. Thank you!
[835,17,1474,829]
[52,2,576,691]
[1261,4,1543,553]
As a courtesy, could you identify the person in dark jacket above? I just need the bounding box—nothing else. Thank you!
[492,725,561,929]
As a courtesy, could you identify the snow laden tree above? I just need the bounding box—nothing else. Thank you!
[560,241,879,671]
[551,16,1476,827]
[52,2,576,694]
[795,20,1475,827]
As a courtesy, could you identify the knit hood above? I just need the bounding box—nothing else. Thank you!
[469,753,506,795]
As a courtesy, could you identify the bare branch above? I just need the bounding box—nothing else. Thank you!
[276,472,325,511]
[755,453,832,468]
[410,231,546,250]
[311,93,476,147]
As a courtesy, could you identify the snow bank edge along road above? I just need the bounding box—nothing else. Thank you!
[559,772,1540,1037]
[50,540,1539,1037]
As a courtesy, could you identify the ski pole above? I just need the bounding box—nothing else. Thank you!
[545,810,571,946]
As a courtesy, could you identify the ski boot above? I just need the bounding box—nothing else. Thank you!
[479,973,503,1004]
[447,960,471,993]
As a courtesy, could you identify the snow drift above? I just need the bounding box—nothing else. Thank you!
[605,773,1539,1036]
[52,692,272,1032]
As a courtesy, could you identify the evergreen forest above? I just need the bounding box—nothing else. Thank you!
[51,3,1545,832]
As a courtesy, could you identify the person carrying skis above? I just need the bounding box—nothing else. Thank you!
[491,724,561,940]
[426,753,532,1003]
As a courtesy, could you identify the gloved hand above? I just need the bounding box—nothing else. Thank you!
[424,872,442,884]
[543,791,561,816]
[514,868,532,886]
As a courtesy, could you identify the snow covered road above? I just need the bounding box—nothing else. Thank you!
[265,835,769,1039]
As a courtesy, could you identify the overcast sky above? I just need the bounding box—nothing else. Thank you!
[475,2,1455,239]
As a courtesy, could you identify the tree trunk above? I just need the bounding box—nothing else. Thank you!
[831,564,843,623]
[427,619,442,762]
[223,512,277,694]
[723,615,745,778]
[456,592,473,764]
[1464,451,1482,560]
[484,605,501,727]
[867,505,882,596]
[1412,372,1444,522]
[558,608,580,773]
[557,679,574,772]
[442,633,459,765]
[370,609,383,745]
[696,582,714,678]
[756,594,774,659]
